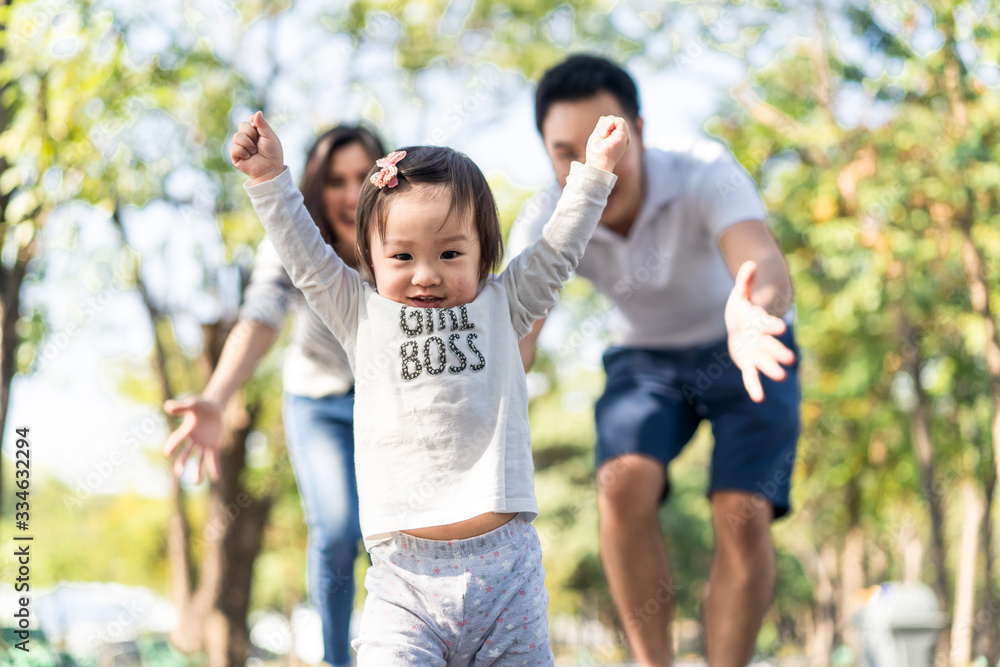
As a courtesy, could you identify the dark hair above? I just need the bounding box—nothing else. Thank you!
[355,146,503,284]
[301,123,386,245]
[535,54,640,133]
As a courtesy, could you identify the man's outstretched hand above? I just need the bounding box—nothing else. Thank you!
[725,261,796,403]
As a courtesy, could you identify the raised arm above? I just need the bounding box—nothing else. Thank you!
[503,116,629,336]
[234,112,362,346]
[230,111,286,186]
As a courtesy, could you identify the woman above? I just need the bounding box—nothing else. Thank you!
[163,123,386,667]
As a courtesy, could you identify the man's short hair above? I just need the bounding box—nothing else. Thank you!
[535,54,640,134]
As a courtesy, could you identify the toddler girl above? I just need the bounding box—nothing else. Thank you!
[230,111,628,665]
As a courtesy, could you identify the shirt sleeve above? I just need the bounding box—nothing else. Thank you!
[500,161,617,338]
[504,181,561,262]
[697,147,768,238]
[244,168,363,348]
[236,236,293,331]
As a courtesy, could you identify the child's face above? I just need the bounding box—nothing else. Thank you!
[370,184,482,309]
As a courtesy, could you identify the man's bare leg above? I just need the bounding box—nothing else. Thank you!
[703,491,776,667]
[597,454,673,667]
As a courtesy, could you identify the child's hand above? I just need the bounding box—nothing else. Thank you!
[230,111,285,185]
[585,115,630,173]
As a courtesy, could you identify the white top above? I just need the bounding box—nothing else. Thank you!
[246,162,616,549]
[239,237,354,398]
[507,139,769,349]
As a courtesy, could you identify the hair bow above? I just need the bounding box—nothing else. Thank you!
[370,150,407,189]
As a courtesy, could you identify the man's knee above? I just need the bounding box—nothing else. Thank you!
[596,455,666,521]
[711,491,774,551]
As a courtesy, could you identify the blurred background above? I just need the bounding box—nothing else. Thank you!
[0,0,998,665]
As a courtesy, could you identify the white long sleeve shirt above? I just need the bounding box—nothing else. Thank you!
[246,162,616,549]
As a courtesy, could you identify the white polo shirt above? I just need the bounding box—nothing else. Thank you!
[508,138,769,349]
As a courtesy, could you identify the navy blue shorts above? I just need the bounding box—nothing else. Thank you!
[594,327,801,518]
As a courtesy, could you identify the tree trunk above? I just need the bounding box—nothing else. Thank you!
[956,200,1000,539]
[838,477,864,650]
[0,238,30,494]
[950,480,983,667]
[783,527,836,666]
[902,533,923,587]
[112,206,272,666]
[900,315,951,662]
[187,392,270,667]
[0,10,27,508]
[840,526,865,651]
[166,473,195,651]
[813,544,838,666]
[164,322,272,667]
[979,469,998,664]
[900,320,951,578]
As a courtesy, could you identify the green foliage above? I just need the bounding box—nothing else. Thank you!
[326,0,625,79]
[8,0,1000,659]
[0,465,171,591]
[705,0,1000,651]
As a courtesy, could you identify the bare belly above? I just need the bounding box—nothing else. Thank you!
[402,511,517,540]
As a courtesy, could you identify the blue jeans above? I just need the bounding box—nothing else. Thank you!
[284,391,362,667]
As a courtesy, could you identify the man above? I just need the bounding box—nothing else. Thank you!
[508,55,800,666]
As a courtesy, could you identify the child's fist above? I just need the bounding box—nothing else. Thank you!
[585,116,631,173]
[230,111,285,185]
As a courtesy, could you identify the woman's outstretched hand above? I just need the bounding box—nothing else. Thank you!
[585,115,631,173]
[230,111,285,185]
[162,396,224,482]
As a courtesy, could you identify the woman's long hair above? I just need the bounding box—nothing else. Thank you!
[300,124,386,246]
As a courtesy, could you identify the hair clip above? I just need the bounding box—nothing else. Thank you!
[370,150,407,189]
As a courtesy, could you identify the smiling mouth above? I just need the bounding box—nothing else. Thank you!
[410,295,444,308]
